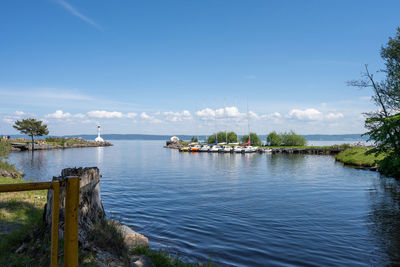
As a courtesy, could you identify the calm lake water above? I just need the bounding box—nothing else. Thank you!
[7,140,400,266]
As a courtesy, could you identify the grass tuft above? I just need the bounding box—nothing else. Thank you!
[87,219,127,257]
[132,246,217,267]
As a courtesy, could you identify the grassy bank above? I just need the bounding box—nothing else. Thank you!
[0,140,22,178]
[335,147,385,168]
[0,176,49,265]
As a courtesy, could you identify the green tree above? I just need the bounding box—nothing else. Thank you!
[226,131,238,143]
[280,131,306,146]
[349,28,400,178]
[13,118,49,145]
[191,136,198,142]
[207,131,238,143]
[207,135,216,144]
[266,131,282,146]
[216,132,227,143]
[240,133,261,146]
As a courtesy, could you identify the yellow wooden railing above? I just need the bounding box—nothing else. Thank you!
[0,177,80,267]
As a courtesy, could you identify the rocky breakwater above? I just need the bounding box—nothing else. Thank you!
[43,167,152,266]
[11,138,113,151]
[164,140,184,149]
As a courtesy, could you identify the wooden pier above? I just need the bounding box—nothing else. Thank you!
[266,148,344,155]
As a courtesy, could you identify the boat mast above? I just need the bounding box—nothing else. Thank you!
[214,106,218,144]
[224,99,227,144]
[246,97,251,145]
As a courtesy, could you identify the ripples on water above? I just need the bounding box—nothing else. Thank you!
[7,140,400,266]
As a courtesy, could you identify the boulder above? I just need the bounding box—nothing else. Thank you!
[113,223,149,249]
[130,255,155,267]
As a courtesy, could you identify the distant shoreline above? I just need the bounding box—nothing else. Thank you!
[5,133,369,142]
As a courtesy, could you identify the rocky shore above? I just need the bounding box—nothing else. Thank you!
[164,141,184,149]
[10,138,112,152]
[0,168,23,178]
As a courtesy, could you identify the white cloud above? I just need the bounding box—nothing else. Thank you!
[140,112,161,123]
[216,106,243,118]
[46,110,72,119]
[85,110,137,119]
[196,106,245,120]
[140,112,151,120]
[87,110,124,119]
[325,112,344,120]
[2,111,36,125]
[252,111,282,121]
[74,113,86,119]
[248,111,259,119]
[87,110,138,119]
[287,108,323,121]
[126,113,137,118]
[196,108,216,120]
[163,110,192,122]
[55,0,101,30]
[271,112,281,118]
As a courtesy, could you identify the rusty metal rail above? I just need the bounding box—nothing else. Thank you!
[0,177,80,267]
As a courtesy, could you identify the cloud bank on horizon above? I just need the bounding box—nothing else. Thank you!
[0,102,366,136]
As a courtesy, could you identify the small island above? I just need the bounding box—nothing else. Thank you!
[6,119,112,151]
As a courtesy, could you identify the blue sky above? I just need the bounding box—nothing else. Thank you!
[0,0,399,136]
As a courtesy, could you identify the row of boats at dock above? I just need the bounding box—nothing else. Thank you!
[179,144,272,153]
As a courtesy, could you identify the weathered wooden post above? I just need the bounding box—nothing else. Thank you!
[64,177,80,267]
[50,181,60,267]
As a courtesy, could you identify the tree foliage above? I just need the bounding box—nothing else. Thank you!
[206,135,216,144]
[190,136,198,142]
[266,131,282,146]
[13,118,49,144]
[207,131,238,144]
[280,131,307,146]
[241,133,261,146]
[266,131,305,146]
[349,28,400,178]
[226,132,238,143]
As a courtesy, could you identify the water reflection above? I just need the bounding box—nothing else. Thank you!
[368,177,400,265]
[96,147,104,165]
[14,151,49,180]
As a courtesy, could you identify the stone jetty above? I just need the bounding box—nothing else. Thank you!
[10,139,112,151]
